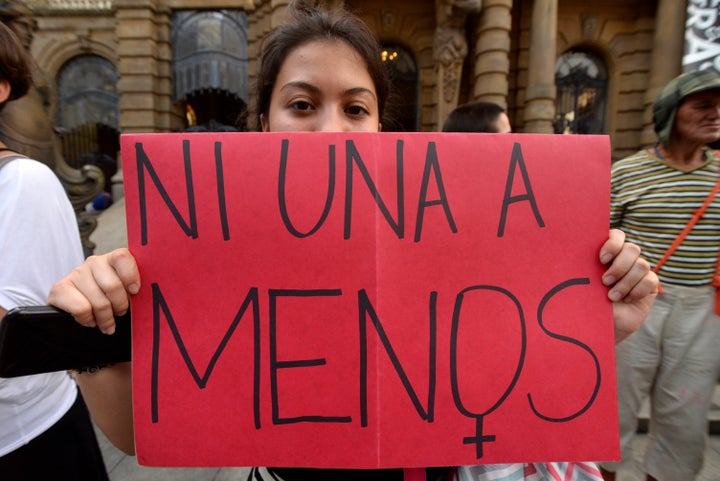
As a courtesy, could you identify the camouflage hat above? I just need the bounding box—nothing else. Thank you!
[653,69,720,146]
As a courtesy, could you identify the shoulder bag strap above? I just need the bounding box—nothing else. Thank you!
[653,172,720,294]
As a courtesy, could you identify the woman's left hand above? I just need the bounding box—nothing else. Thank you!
[600,229,659,343]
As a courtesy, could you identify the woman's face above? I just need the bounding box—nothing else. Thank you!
[262,39,381,133]
[673,90,720,145]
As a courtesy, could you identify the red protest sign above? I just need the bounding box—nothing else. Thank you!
[120,132,617,468]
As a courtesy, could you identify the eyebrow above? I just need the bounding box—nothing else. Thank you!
[280,81,321,95]
[279,81,377,101]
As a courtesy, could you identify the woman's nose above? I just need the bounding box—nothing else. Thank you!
[316,109,347,132]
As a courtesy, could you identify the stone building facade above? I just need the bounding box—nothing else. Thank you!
[22,0,687,165]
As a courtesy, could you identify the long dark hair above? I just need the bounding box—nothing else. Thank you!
[0,21,31,109]
[255,1,389,130]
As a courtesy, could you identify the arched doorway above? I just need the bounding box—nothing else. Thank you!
[554,49,608,135]
[172,10,249,131]
[56,54,120,192]
[381,44,419,132]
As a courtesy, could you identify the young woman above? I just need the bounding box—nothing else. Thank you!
[0,21,108,480]
[46,3,658,481]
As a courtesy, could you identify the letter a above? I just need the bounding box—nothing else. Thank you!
[497,142,545,237]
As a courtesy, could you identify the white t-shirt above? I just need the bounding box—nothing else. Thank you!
[0,156,84,457]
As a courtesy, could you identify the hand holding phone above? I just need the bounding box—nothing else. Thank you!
[0,305,131,378]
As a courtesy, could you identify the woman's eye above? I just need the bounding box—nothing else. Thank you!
[290,100,313,111]
[346,105,369,116]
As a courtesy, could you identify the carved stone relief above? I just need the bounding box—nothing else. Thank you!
[434,0,482,120]
[0,0,104,256]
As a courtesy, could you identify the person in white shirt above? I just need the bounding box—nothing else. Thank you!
[0,20,108,480]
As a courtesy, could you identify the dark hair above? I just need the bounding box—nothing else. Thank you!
[0,21,31,110]
[442,101,506,133]
[255,1,389,130]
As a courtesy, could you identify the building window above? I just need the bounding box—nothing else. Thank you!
[554,49,608,135]
[56,54,120,191]
[172,10,249,131]
[381,44,418,132]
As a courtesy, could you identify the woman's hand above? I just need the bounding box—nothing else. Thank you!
[47,248,140,335]
[47,248,139,453]
[599,229,658,342]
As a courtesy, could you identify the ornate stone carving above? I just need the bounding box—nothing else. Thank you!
[0,1,104,256]
[434,0,482,111]
[382,10,395,33]
[23,0,112,9]
[434,25,467,103]
[581,14,597,39]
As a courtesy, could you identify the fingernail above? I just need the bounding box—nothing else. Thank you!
[104,326,115,335]
[603,274,617,286]
[128,283,139,295]
[601,253,612,264]
[608,289,622,302]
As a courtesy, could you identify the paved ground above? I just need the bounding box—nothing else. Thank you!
[89,198,720,481]
[89,196,127,255]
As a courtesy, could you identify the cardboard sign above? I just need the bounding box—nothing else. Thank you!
[121,132,617,468]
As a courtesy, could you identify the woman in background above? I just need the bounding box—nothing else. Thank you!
[47,3,657,481]
[0,21,108,480]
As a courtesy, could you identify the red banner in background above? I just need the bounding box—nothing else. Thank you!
[121,132,616,468]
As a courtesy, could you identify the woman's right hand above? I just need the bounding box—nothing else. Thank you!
[47,248,140,335]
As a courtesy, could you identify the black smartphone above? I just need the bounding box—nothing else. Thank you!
[0,305,131,378]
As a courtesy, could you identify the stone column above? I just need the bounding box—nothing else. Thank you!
[115,0,172,134]
[640,0,686,147]
[434,0,483,125]
[472,0,512,108]
[523,0,557,133]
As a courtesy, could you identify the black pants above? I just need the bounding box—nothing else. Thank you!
[0,389,109,481]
